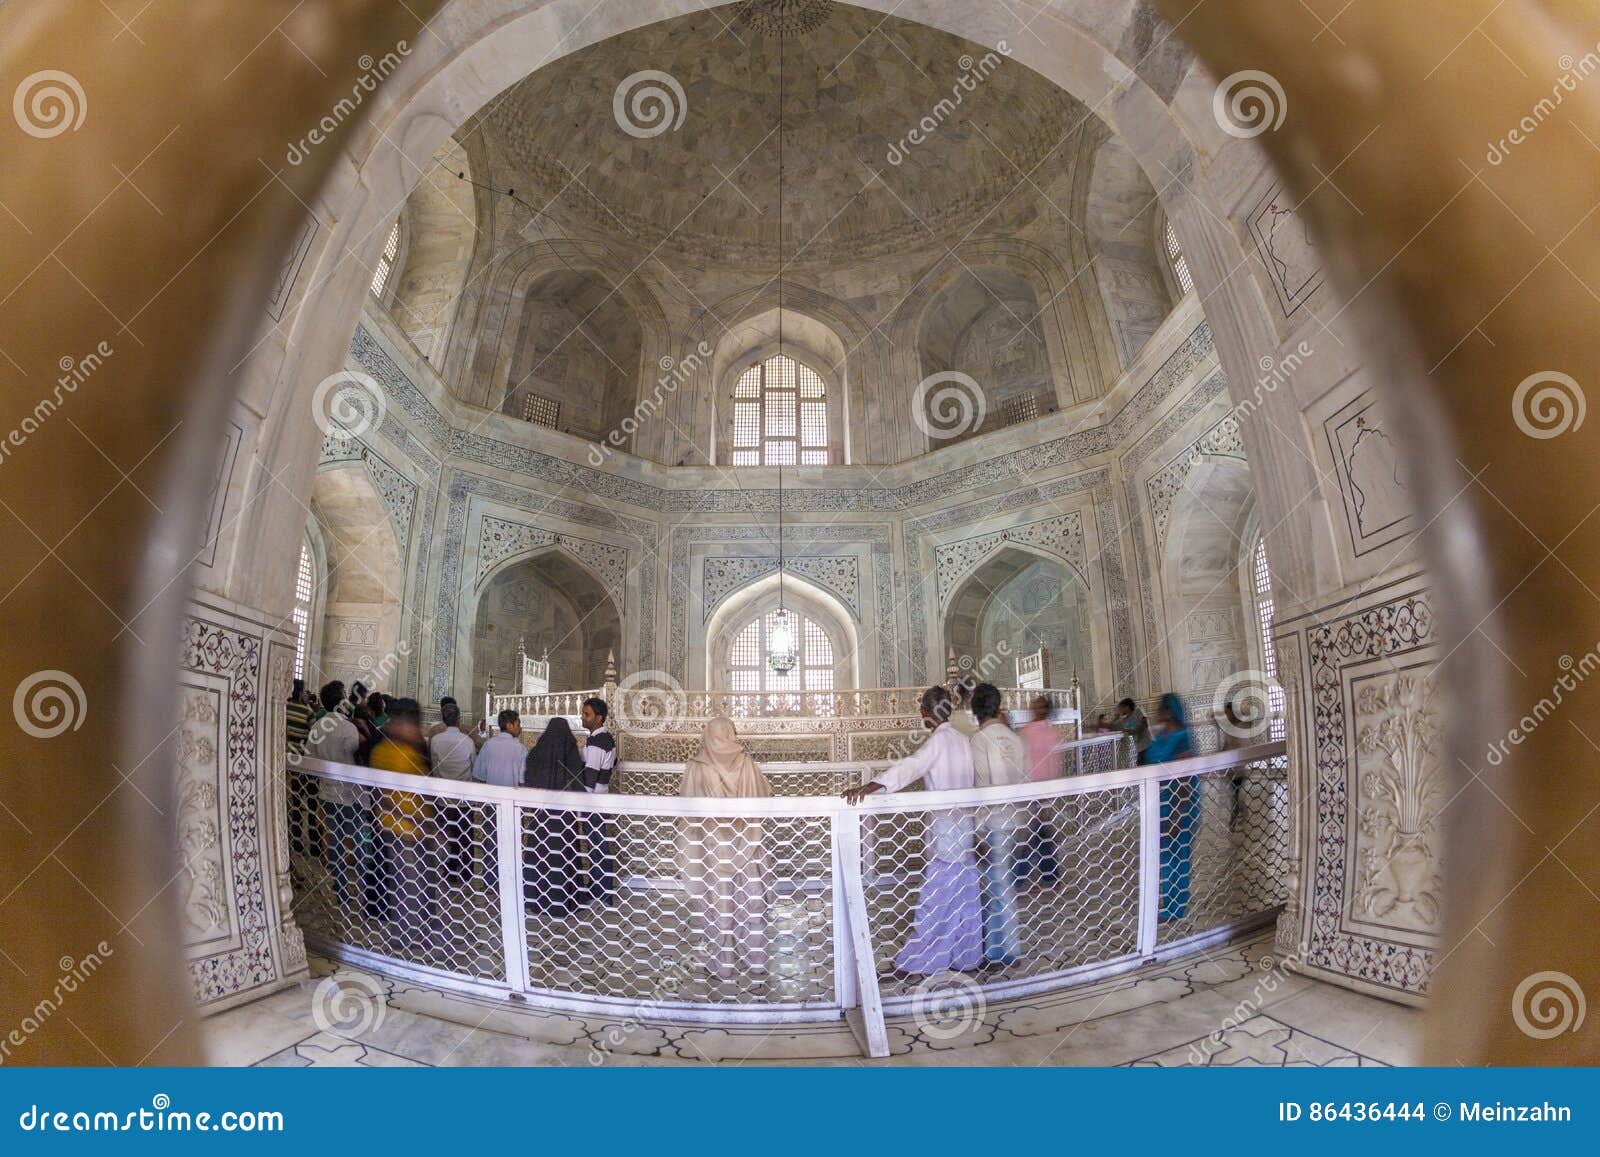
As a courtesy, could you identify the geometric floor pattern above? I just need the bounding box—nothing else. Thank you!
[203,931,1423,1067]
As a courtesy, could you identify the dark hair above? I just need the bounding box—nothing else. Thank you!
[441,702,462,727]
[350,682,367,702]
[497,708,520,730]
[318,681,345,712]
[367,692,387,716]
[971,682,1003,722]
[440,696,457,708]
[954,680,973,706]
[388,697,422,723]
[1118,697,1137,711]
[290,678,305,700]
[583,696,608,722]
[919,685,953,720]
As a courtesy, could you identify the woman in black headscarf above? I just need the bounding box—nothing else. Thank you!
[523,718,587,916]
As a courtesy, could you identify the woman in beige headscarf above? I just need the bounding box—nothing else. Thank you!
[679,716,773,979]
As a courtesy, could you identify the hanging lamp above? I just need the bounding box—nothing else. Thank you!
[767,19,797,676]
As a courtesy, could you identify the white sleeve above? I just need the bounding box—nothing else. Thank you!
[969,734,993,789]
[873,733,940,794]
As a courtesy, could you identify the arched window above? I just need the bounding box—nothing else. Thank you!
[292,537,315,681]
[1251,537,1286,740]
[730,353,828,466]
[370,220,401,299]
[1163,217,1194,296]
[727,609,834,693]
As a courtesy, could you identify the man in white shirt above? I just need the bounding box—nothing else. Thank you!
[472,709,526,787]
[303,681,364,907]
[968,683,1027,965]
[578,698,618,905]
[843,686,981,974]
[429,702,477,781]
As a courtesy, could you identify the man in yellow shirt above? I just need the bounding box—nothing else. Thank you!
[366,699,431,926]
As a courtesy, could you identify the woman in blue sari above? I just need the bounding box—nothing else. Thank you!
[1145,694,1196,922]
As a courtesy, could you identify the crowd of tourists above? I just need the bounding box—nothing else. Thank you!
[284,674,1233,983]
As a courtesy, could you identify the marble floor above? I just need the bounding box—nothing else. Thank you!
[202,933,1424,1067]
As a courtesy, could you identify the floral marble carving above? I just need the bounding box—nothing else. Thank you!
[1354,672,1443,930]
[700,555,859,622]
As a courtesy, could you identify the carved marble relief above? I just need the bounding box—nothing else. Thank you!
[180,600,301,1006]
[476,515,630,598]
[1353,670,1443,932]
[174,683,228,940]
[934,513,1087,610]
[1298,577,1437,995]
[1246,184,1324,318]
[1325,392,1414,557]
[1146,412,1246,550]
[700,555,860,623]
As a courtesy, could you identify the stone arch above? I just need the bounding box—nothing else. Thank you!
[709,308,850,465]
[308,465,405,695]
[467,546,622,706]
[1086,132,1179,367]
[943,543,1102,706]
[672,281,890,467]
[895,237,1118,428]
[1159,456,1256,699]
[386,136,476,368]
[455,239,670,430]
[702,571,861,692]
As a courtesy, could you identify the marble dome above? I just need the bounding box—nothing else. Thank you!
[475,1,1089,265]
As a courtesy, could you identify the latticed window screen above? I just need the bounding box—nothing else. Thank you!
[522,393,560,430]
[730,354,828,465]
[293,540,314,680]
[1252,538,1286,740]
[1164,217,1194,295]
[370,220,400,299]
[1001,390,1042,426]
[726,610,834,692]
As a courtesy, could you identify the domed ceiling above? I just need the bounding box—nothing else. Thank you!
[475,0,1094,266]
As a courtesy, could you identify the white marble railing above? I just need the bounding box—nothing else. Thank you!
[491,683,1081,726]
[287,740,1286,1058]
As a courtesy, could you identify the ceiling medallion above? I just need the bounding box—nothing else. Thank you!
[733,0,834,37]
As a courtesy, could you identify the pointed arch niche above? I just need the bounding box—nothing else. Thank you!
[309,465,404,694]
[702,571,859,694]
[1160,456,1256,698]
[942,544,1100,705]
[469,548,622,708]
